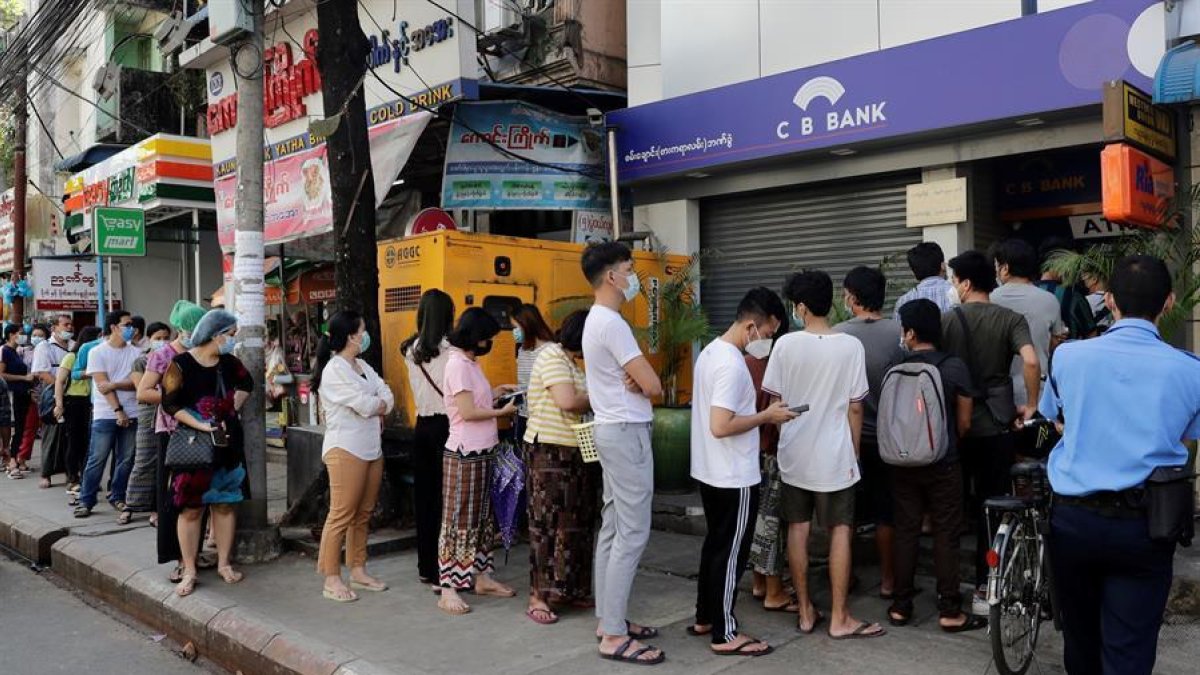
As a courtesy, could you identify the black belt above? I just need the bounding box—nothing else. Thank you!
[1054,490,1144,518]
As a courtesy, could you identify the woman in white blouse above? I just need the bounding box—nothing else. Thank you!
[401,289,455,587]
[314,310,395,603]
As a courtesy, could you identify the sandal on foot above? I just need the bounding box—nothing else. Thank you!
[117,510,132,525]
[887,602,912,627]
[168,565,185,584]
[626,621,658,639]
[217,566,244,584]
[712,638,774,657]
[323,586,358,603]
[599,639,665,666]
[175,573,197,598]
[350,579,388,592]
[940,614,987,633]
[438,597,471,615]
[829,621,886,640]
[796,611,825,635]
[764,598,800,613]
[685,625,711,637]
[526,607,559,625]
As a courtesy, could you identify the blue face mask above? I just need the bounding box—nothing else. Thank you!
[121,325,135,342]
[359,332,372,354]
[512,326,524,344]
[31,336,45,347]
[218,335,236,355]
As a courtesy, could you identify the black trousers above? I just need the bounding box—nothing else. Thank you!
[1050,503,1174,675]
[413,414,449,581]
[695,482,759,644]
[62,397,91,483]
[959,433,1014,586]
[891,461,964,615]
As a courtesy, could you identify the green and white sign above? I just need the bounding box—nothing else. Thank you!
[93,206,145,256]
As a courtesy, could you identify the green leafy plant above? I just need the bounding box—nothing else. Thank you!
[638,247,714,406]
[1043,183,1200,341]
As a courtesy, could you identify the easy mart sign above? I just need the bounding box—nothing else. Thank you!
[93,207,146,256]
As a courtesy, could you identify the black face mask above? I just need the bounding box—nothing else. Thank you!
[475,340,493,357]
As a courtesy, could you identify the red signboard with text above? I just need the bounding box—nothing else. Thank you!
[1101,143,1175,229]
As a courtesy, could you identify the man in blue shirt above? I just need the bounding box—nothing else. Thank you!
[1040,255,1200,675]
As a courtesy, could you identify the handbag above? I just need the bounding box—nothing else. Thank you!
[953,307,1017,428]
[1144,465,1195,547]
[164,368,228,469]
[37,343,68,424]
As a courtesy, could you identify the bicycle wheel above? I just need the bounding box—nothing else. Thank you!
[989,516,1040,675]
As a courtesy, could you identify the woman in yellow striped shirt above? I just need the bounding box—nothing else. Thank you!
[522,309,598,625]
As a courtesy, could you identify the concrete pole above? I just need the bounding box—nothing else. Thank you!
[12,62,26,324]
[231,1,279,562]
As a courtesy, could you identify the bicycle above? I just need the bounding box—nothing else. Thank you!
[985,423,1060,675]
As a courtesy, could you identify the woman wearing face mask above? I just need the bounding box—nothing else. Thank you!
[512,304,554,441]
[436,307,518,615]
[1,323,37,478]
[521,309,597,625]
[314,310,394,602]
[56,326,103,499]
[123,322,174,523]
[744,291,797,612]
[161,310,254,597]
[401,289,455,587]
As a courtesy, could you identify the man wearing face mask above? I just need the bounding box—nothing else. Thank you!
[688,287,797,656]
[75,310,141,519]
[580,242,666,665]
[833,267,905,600]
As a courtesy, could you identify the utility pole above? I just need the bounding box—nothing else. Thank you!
[231,1,279,561]
[11,60,26,325]
[316,0,381,372]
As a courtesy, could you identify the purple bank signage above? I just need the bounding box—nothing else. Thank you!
[610,0,1162,182]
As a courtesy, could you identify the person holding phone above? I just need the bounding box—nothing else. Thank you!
[161,310,254,598]
[314,310,394,603]
[435,307,518,615]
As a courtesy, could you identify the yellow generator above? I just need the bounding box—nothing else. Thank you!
[378,230,687,428]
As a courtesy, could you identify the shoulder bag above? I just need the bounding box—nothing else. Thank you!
[953,307,1017,428]
[417,362,443,398]
[164,369,227,469]
[37,343,68,424]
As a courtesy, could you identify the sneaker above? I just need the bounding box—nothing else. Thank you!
[972,588,989,616]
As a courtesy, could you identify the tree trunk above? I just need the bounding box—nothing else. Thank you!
[316,0,381,373]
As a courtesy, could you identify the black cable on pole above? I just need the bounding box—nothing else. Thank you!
[26,95,64,160]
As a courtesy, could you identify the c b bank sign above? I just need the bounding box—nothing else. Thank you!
[775,76,888,140]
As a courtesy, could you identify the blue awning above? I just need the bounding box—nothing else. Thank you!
[53,143,128,173]
[1154,42,1200,104]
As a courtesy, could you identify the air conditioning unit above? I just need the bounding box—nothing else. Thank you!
[210,0,253,46]
[92,62,120,101]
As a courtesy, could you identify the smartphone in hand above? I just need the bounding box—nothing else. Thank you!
[210,423,230,447]
[789,404,810,415]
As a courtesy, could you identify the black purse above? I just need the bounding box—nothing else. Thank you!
[164,369,227,469]
[1144,465,1195,547]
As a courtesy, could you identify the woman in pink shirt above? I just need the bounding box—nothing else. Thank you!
[436,307,518,615]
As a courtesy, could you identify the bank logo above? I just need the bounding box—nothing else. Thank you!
[209,72,223,98]
[776,75,887,140]
[792,76,845,111]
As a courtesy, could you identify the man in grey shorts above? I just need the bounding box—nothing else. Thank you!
[762,270,885,640]
[581,242,666,665]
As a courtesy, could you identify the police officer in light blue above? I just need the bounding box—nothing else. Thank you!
[1040,254,1200,675]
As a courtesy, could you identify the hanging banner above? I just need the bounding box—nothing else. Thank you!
[31,257,123,311]
[214,110,431,251]
[441,101,608,210]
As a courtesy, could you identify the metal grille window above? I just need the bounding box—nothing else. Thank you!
[384,285,422,313]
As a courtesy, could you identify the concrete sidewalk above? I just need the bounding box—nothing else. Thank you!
[2,466,1197,674]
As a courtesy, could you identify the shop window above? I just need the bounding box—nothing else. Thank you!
[482,296,523,328]
[384,285,422,313]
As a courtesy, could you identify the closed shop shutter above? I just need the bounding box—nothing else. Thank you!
[700,173,922,327]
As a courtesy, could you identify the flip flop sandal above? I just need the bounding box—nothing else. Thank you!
[764,600,800,613]
[796,611,825,635]
[168,565,185,584]
[940,615,988,633]
[829,621,887,640]
[598,638,665,666]
[117,511,133,525]
[887,604,912,627]
[67,495,79,507]
[685,625,712,637]
[712,639,774,657]
[437,598,471,615]
[175,574,197,598]
[626,621,658,639]
[323,587,358,603]
[526,607,559,625]
[217,566,244,584]
[350,579,388,592]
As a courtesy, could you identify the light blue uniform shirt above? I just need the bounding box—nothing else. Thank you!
[1039,319,1200,496]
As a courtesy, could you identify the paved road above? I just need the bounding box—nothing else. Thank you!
[0,554,221,674]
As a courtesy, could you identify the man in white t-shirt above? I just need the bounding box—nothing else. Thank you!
[580,242,666,665]
[689,287,796,656]
[762,270,884,640]
[75,310,140,519]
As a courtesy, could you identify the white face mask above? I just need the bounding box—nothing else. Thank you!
[621,271,640,302]
[149,340,167,352]
[746,339,772,360]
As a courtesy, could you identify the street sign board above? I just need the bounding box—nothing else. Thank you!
[92,206,146,256]
[1103,81,1177,162]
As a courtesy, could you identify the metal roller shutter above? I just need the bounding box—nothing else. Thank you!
[700,173,922,327]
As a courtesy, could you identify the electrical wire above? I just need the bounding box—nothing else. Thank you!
[31,64,156,138]
[26,95,64,160]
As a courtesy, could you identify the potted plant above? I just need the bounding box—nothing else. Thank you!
[640,249,713,493]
